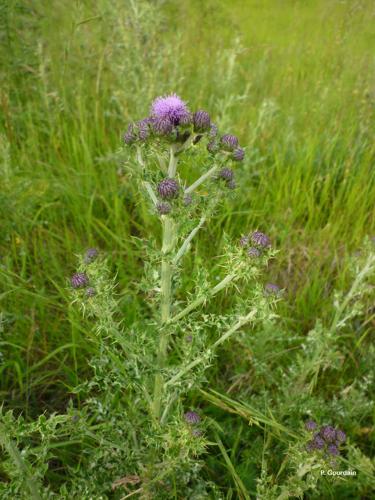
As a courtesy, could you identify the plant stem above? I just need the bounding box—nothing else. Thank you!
[165,309,257,387]
[152,147,178,421]
[169,271,237,324]
[185,165,218,194]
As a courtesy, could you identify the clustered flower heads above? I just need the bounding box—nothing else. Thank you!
[70,248,99,296]
[123,93,246,161]
[305,421,346,459]
[239,230,271,257]
[184,411,202,437]
[123,93,247,214]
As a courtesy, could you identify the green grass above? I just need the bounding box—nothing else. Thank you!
[1,0,374,497]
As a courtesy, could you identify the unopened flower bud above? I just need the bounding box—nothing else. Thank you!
[184,411,201,425]
[86,287,96,297]
[251,231,270,248]
[248,247,261,258]
[157,202,172,215]
[84,248,98,264]
[221,134,239,151]
[193,110,211,132]
[71,272,89,289]
[218,167,234,181]
[233,147,245,161]
[157,178,179,199]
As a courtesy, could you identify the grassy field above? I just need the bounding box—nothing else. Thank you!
[1,0,375,498]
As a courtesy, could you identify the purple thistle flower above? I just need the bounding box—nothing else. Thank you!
[71,272,89,289]
[136,118,150,141]
[84,248,98,264]
[183,194,193,206]
[321,426,336,443]
[151,94,190,126]
[86,287,96,297]
[265,283,280,295]
[207,141,219,154]
[193,110,211,132]
[218,167,234,181]
[327,444,340,456]
[123,123,136,145]
[221,134,239,151]
[179,112,193,126]
[152,117,173,136]
[227,179,236,190]
[248,247,261,258]
[335,429,346,443]
[251,231,271,248]
[305,420,318,432]
[157,178,179,199]
[157,202,172,215]
[312,434,325,450]
[233,147,245,161]
[239,235,249,247]
[184,411,201,425]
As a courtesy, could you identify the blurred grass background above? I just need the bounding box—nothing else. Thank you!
[0,0,374,439]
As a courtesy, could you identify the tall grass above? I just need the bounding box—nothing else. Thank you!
[0,0,374,497]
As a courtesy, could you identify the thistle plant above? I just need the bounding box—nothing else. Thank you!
[0,95,279,498]
[121,93,278,426]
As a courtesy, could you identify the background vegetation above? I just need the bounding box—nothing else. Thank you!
[1,0,374,498]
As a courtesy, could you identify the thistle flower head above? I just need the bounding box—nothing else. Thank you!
[123,123,136,145]
[233,147,245,161]
[156,202,172,215]
[335,429,346,443]
[227,179,236,190]
[193,110,211,132]
[184,411,201,425]
[248,247,261,258]
[152,117,173,136]
[321,425,336,443]
[151,94,190,125]
[327,444,340,456]
[137,118,151,141]
[312,434,325,450]
[157,178,180,199]
[179,112,193,127]
[221,134,239,151]
[251,231,271,248]
[305,420,318,432]
[265,283,280,295]
[86,287,96,297]
[218,167,234,181]
[84,248,98,264]
[71,272,89,289]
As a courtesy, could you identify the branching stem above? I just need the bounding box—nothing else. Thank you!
[165,308,257,387]
[185,165,219,194]
[169,271,237,324]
